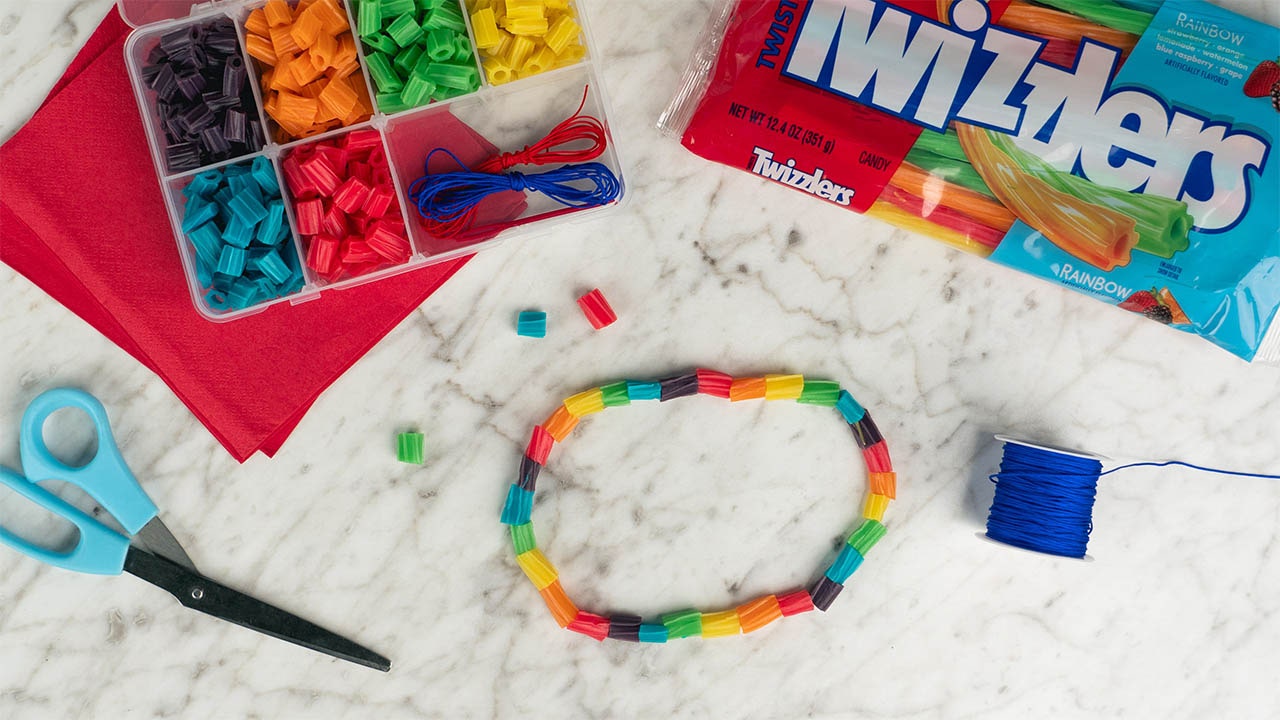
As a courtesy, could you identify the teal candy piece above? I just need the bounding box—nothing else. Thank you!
[824,545,864,584]
[226,278,259,309]
[516,311,547,338]
[626,381,661,401]
[256,250,292,285]
[251,156,280,195]
[181,199,218,233]
[256,201,286,245]
[183,170,222,199]
[500,485,534,525]
[221,215,254,248]
[187,222,222,266]
[835,390,866,424]
[638,624,669,643]
[18,388,160,537]
[229,190,269,226]
[847,519,887,555]
[217,245,247,277]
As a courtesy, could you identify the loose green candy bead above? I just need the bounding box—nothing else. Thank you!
[393,44,425,74]
[397,432,425,464]
[357,0,382,38]
[366,52,403,93]
[424,3,465,32]
[376,91,412,114]
[425,28,456,61]
[364,32,399,55]
[401,74,436,105]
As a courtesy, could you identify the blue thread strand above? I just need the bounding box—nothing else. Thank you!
[986,442,1280,559]
[409,148,621,224]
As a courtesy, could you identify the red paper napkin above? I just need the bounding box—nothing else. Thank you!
[0,8,489,462]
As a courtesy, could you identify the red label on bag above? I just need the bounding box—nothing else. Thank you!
[681,0,1012,213]
[680,0,918,212]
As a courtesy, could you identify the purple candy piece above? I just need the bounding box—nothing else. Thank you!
[200,127,231,156]
[223,109,247,144]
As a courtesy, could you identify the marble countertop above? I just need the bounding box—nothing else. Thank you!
[3,1,1280,717]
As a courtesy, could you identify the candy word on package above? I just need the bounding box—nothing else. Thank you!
[661,0,1280,362]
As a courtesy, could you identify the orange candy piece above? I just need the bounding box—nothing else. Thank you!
[539,580,578,628]
[736,595,783,633]
[244,0,373,142]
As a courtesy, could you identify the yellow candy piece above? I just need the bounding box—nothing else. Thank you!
[700,610,742,638]
[492,29,515,59]
[863,493,890,522]
[482,56,515,84]
[505,0,544,18]
[764,374,804,400]
[545,0,569,8]
[544,14,579,54]
[471,8,502,49]
[522,47,557,76]
[505,34,537,69]
[516,549,558,590]
[553,42,585,68]
[563,388,604,417]
[502,14,549,35]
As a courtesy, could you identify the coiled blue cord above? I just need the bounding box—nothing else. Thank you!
[986,441,1280,559]
[409,148,621,224]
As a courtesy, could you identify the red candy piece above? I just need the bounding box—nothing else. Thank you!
[281,128,409,282]
[863,441,892,473]
[566,611,610,641]
[525,425,554,464]
[776,589,815,616]
[696,368,733,398]
[576,288,617,329]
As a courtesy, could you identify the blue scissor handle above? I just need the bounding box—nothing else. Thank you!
[0,465,130,575]
[19,388,158,536]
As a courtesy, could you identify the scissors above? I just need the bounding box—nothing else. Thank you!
[0,388,391,672]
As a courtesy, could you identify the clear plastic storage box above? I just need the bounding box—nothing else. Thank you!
[119,0,624,321]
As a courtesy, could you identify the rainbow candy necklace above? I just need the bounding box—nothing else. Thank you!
[499,369,897,642]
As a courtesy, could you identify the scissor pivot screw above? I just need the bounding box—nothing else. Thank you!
[191,587,204,600]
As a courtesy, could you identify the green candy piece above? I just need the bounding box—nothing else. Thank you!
[983,130,1193,258]
[386,13,425,48]
[424,3,466,32]
[393,44,425,74]
[396,432,425,464]
[601,381,630,408]
[847,519,887,555]
[510,523,537,554]
[904,146,994,198]
[661,609,702,639]
[425,28,456,61]
[363,31,399,55]
[375,91,411,114]
[401,73,437,106]
[452,33,474,63]
[357,0,382,38]
[381,0,416,16]
[425,62,478,91]
[366,52,404,94]
[418,0,448,10]
[1035,0,1154,35]
[431,84,471,101]
[797,380,841,406]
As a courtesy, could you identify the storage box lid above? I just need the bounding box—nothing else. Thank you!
[116,0,228,28]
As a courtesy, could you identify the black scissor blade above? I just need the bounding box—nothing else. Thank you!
[124,548,391,672]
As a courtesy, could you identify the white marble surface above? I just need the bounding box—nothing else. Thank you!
[3,0,1280,717]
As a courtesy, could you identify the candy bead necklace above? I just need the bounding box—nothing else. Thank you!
[500,369,897,642]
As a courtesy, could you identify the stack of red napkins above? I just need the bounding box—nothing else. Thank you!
[1,8,494,461]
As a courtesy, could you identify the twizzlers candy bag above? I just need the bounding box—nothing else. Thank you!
[660,0,1280,363]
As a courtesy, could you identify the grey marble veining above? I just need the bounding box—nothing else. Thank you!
[2,0,1280,718]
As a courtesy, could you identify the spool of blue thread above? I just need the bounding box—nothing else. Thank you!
[983,435,1280,559]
